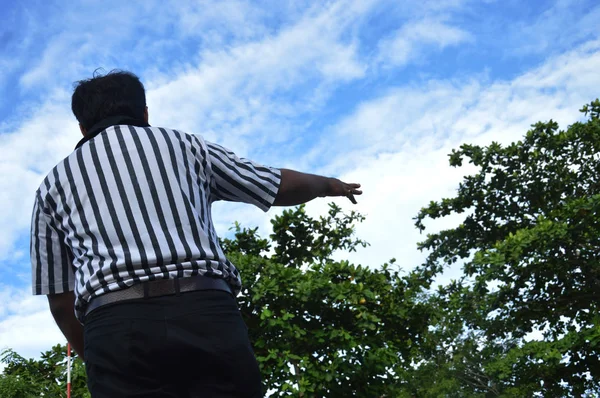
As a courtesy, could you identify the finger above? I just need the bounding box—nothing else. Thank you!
[352,189,363,195]
[347,193,357,204]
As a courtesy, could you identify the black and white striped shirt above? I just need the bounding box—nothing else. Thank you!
[30,124,280,321]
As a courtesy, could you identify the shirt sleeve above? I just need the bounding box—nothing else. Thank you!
[31,195,75,295]
[204,141,281,212]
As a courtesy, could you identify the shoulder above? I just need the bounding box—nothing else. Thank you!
[145,126,208,145]
[35,151,76,206]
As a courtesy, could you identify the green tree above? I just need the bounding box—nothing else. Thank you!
[222,204,432,397]
[413,100,600,396]
[0,345,89,398]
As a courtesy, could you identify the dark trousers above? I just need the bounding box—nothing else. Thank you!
[84,289,263,398]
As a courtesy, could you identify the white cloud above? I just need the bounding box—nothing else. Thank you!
[0,286,64,362]
[146,0,370,152]
[375,19,472,68]
[166,0,268,40]
[303,39,600,287]
[0,90,78,258]
[15,0,290,92]
[506,0,600,56]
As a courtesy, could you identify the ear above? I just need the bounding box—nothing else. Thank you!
[144,106,149,124]
[79,124,87,136]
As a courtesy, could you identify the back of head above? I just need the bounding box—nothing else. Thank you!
[71,70,146,132]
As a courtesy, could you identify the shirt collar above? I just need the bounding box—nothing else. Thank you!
[75,115,150,150]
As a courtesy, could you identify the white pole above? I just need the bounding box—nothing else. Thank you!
[67,343,72,398]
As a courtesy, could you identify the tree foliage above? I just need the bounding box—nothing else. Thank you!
[0,345,88,398]
[413,99,600,397]
[222,204,432,397]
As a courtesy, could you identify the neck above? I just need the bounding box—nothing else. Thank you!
[75,115,150,150]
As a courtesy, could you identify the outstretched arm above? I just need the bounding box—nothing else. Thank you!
[273,169,362,206]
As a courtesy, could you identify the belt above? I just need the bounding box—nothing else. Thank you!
[84,276,233,317]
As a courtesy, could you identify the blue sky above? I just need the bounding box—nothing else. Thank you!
[1,0,599,360]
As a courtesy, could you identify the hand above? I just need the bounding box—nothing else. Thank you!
[273,169,363,207]
[327,179,362,204]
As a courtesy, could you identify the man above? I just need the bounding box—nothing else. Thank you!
[30,70,362,397]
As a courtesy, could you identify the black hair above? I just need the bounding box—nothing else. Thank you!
[71,69,146,131]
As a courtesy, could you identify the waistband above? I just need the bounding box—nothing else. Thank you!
[84,276,233,318]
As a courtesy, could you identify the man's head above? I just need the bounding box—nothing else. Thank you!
[71,70,148,135]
